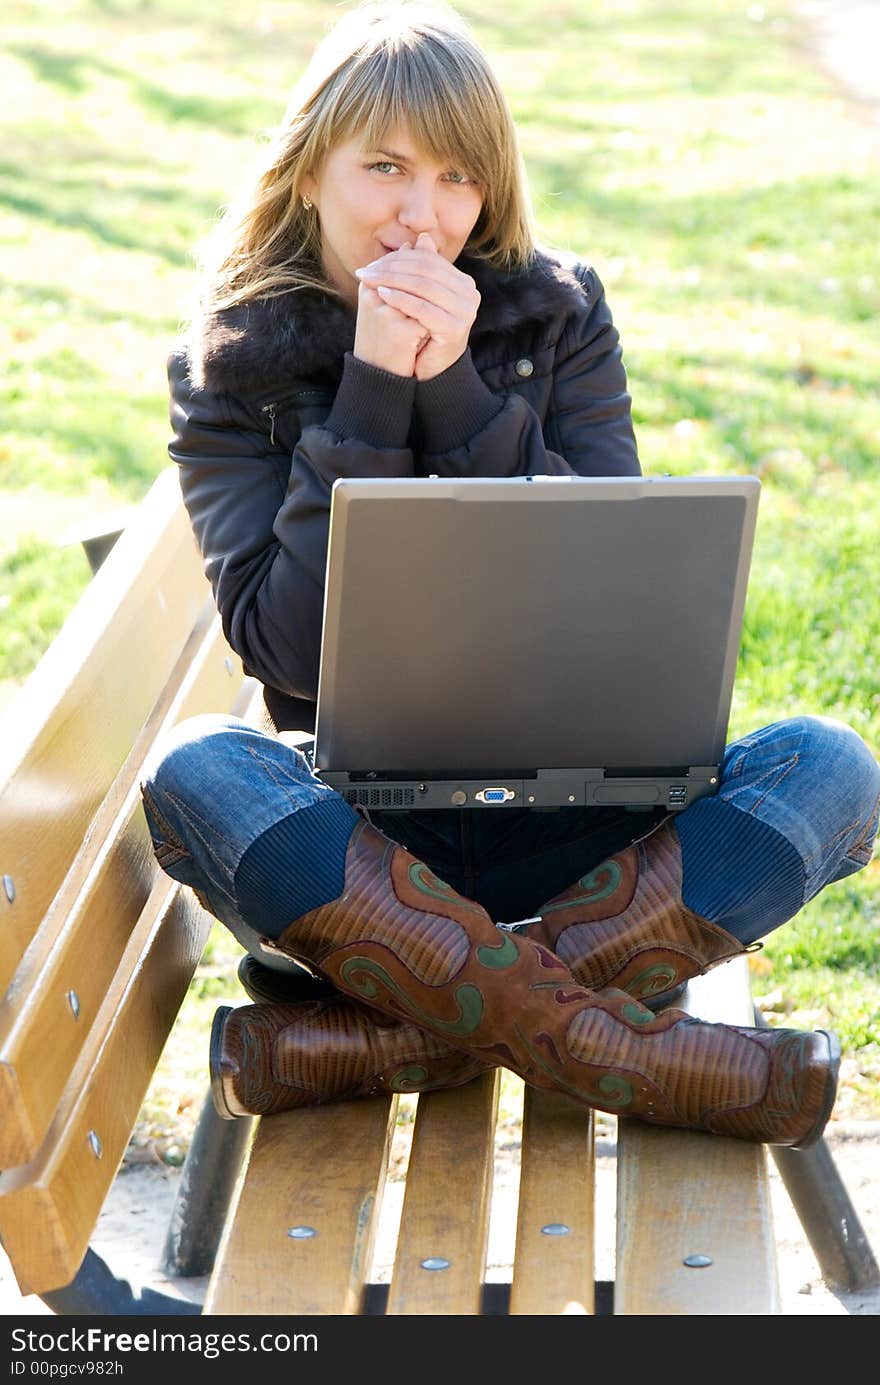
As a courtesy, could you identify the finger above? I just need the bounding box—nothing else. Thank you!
[415,231,439,253]
[374,285,457,335]
[361,269,461,313]
[356,247,457,280]
[355,246,416,273]
[357,258,473,308]
[359,282,420,322]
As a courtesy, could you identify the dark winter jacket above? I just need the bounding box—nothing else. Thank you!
[167,248,641,733]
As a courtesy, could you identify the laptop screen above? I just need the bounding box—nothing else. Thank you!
[314,475,759,808]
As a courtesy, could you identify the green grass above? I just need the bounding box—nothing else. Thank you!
[3,0,879,1144]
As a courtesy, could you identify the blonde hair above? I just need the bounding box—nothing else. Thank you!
[200,1,537,311]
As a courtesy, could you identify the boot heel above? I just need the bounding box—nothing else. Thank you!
[210,1005,242,1121]
[791,1028,841,1150]
[237,953,338,1005]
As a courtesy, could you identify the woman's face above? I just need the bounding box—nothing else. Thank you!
[301,124,484,308]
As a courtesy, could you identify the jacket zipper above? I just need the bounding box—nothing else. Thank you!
[260,389,334,445]
[261,402,277,445]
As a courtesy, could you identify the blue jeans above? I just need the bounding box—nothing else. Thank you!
[140,714,880,974]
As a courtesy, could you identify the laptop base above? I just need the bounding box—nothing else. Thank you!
[318,767,720,812]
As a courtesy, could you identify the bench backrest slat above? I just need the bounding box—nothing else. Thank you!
[0,611,250,1168]
[0,880,210,1296]
[0,467,210,993]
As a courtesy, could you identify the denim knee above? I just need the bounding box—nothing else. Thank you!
[794,716,880,889]
[139,715,349,972]
[139,713,325,894]
[721,714,880,899]
[141,714,277,799]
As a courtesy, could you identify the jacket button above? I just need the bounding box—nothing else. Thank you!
[514,357,534,378]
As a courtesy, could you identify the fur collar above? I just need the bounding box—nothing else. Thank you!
[190,247,586,398]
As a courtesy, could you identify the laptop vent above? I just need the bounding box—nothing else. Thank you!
[344,787,416,808]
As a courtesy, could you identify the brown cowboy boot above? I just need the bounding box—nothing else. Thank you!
[210,989,838,1148]
[210,989,838,1147]
[511,818,754,1006]
[245,817,837,1147]
[210,995,487,1119]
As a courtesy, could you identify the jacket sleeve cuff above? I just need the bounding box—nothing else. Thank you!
[415,350,502,453]
[324,353,416,449]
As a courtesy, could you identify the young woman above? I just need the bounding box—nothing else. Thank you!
[141,0,880,1145]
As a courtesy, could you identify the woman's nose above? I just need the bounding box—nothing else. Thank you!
[397,179,440,234]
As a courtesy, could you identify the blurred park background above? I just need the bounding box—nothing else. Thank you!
[1,0,878,1158]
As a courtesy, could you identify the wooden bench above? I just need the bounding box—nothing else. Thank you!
[2,464,867,1315]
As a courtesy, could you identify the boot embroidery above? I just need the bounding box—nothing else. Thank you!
[538,860,623,915]
[389,1062,482,1095]
[389,1064,429,1092]
[621,1001,656,1026]
[517,1024,636,1109]
[534,943,567,970]
[407,861,485,915]
[596,1072,635,1106]
[337,955,485,1037]
[533,1030,564,1067]
[631,962,680,998]
[475,934,519,969]
[545,986,588,1005]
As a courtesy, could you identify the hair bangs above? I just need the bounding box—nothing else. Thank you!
[325,32,504,192]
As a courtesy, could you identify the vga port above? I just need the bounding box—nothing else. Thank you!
[475,787,515,804]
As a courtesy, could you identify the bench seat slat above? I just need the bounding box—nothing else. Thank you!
[203,1097,397,1315]
[509,1083,595,1315]
[0,612,249,1169]
[0,882,210,1297]
[0,469,209,993]
[386,1070,499,1315]
[615,1125,777,1315]
[615,958,780,1314]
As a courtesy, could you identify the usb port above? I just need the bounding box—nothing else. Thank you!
[668,785,687,805]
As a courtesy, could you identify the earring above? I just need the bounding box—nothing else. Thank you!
[302,194,313,211]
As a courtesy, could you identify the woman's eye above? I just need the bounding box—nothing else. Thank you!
[367,161,475,185]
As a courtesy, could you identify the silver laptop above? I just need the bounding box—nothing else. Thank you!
[314,474,760,811]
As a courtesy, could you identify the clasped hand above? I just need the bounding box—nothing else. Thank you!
[353,232,480,381]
